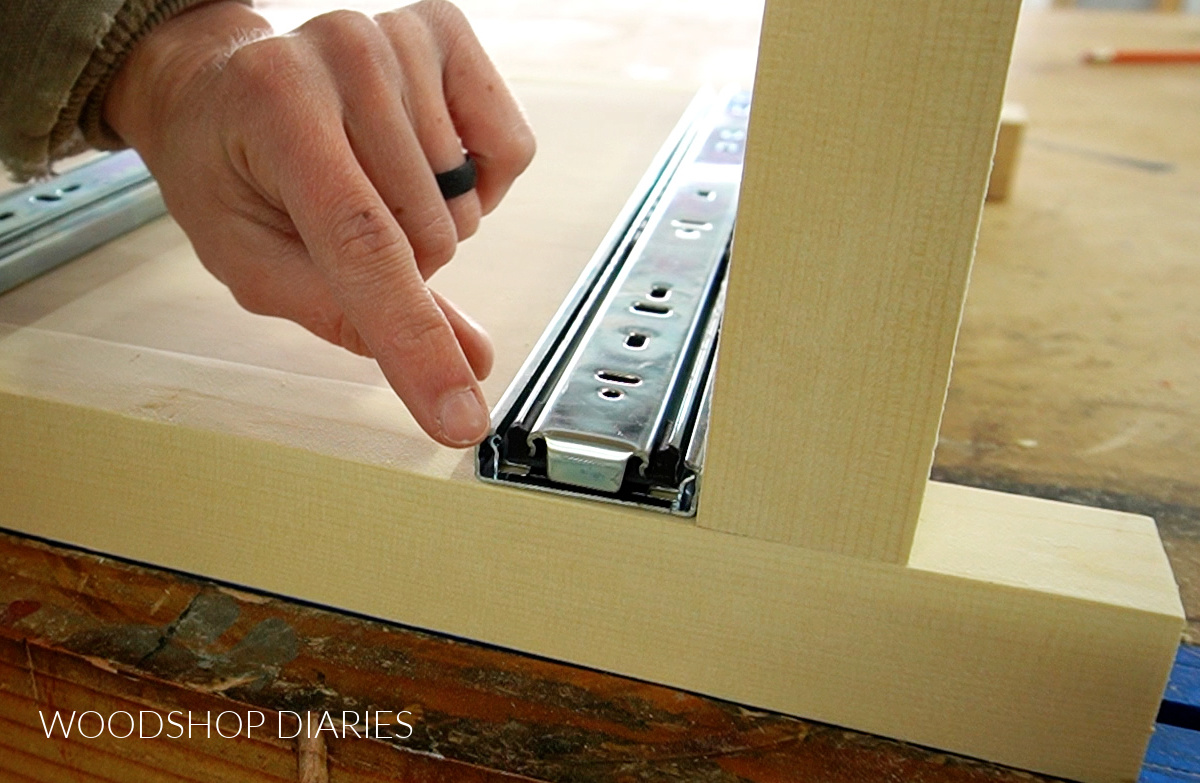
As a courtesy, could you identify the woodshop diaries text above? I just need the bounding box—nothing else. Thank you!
[37,709,414,740]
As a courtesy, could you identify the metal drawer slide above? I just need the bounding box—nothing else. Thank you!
[0,151,166,295]
[478,89,748,516]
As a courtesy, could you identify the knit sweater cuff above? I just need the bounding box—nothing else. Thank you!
[78,0,256,154]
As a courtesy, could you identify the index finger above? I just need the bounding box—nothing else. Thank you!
[276,123,490,447]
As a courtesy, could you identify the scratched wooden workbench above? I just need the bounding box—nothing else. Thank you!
[2,5,1198,781]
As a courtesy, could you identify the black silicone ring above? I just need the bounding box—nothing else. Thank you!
[435,157,477,200]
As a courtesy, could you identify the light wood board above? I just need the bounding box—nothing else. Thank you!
[702,1,1022,562]
[0,386,1184,783]
[987,104,1028,202]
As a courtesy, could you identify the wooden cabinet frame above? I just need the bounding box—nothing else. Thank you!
[0,2,1182,782]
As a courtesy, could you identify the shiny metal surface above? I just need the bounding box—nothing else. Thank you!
[0,151,166,294]
[477,88,747,515]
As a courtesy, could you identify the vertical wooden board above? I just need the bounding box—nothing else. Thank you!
[701,0,1021,562]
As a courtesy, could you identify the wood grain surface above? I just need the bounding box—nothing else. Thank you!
[701,0,1019,560]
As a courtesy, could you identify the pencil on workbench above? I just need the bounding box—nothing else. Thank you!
[1084,48,1200,64]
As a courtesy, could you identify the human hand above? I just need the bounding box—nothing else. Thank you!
[104,0,535,447]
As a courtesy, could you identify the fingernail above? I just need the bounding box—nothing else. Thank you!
[438,388,489,446]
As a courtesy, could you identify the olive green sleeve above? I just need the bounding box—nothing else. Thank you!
[0,0,246,181]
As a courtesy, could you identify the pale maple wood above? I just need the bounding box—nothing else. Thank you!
[987,104,1028,202]
[700,0,1022,562]
[0,386,1183,783]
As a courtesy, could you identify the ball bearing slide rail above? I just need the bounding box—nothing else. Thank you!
[0,151,166,295]
[477,89,747,517]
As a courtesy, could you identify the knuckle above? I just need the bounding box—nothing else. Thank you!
[410,0,474,53]
[509,124,537,173]
[483,122,537,186]
[327,203,405,277]
[222,37,307,111]
[373,6,425,38]
[449,199,481,241]
[409,209,458,272]
[455,213,480,242]
[302,9,376,40]
[301,11,394,91]
[373,7,438,73]
[392,310,448,357]
[413,0,465,27]
[224,37,289,85]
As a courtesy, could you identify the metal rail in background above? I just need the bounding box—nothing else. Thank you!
[478,88,748,517]
[0,151,166,295]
